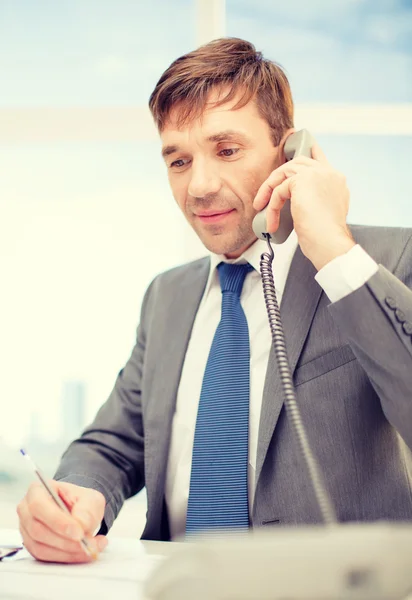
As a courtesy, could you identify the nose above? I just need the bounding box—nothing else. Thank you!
[188,158,222,199]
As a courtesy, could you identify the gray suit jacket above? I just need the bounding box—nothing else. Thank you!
[55,225,412,541]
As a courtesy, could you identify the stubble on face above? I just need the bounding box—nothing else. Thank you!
[187,186,259,257]
[198,215,255,257]
[162,93,281,257]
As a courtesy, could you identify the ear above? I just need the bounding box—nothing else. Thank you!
[277,128,296,164]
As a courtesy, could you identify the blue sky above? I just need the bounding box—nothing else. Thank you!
[228,0,412,102]
[0,0,195,106]
[0,0,411,106]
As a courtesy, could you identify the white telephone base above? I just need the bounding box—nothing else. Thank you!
[144,522,412,600]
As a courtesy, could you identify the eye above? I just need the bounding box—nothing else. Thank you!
[170,158,190,169]
[218,148,240,158]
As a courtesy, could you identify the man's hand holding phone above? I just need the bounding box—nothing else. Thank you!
[17,481,107,563]
[253,140,355,271]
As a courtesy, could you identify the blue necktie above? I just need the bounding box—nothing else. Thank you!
[186,262,253,535]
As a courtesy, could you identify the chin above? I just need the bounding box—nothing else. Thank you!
[201,233,255,258]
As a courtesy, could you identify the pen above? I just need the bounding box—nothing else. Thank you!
[0,545,23,560]
[20,449,97,560]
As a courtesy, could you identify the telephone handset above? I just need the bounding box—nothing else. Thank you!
[252,129,315,244]
[250,126,336,528]
[182,129,333,536]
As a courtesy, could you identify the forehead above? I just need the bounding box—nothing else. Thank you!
[160,90,267,143]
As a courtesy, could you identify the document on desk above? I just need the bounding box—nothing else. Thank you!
[0,537,165,600]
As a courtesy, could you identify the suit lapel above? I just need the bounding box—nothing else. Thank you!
[144,257,210,528]
[255,246,323,486]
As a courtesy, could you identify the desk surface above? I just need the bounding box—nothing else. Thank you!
[0,529,177,600]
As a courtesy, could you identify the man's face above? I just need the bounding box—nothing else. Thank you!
[160,90,281,257]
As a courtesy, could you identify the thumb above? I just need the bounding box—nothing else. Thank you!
[95,535,109,552]
[70,492,105,535]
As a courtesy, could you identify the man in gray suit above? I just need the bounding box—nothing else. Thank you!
[17,37,412,563]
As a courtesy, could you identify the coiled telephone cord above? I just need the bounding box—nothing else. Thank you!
[260,234,337,526]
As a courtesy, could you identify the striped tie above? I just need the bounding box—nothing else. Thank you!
[186,262,253,535]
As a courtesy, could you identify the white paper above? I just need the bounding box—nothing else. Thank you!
[0,529,23,546]
[0,529,27,561]
[1,548,31,562]
[0,536,165,600]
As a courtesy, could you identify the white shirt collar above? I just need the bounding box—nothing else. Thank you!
[203,230,299,299]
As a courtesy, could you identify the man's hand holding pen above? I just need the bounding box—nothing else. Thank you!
[17,481,108,563]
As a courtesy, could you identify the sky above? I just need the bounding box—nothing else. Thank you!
[227,0,412,103]
[0,0,411,106]
[1,0,411,448]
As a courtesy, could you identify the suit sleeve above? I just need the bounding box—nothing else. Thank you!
[327,232,412,450]
[54,278,155,533]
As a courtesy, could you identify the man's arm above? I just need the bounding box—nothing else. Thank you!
[326,233,412,450]
[54,279,155,533]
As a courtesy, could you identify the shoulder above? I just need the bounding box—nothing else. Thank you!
[137,256,210,328]
[153,256,210,287]
[143,256,210,303]
[349,224,412,272]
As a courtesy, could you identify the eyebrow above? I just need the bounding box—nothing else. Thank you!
[161,129,252,159]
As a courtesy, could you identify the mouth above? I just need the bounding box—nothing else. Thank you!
[195,209,235,224]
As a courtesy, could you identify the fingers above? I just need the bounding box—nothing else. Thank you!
[71,491,105,535]
[19,483,84,541]
[265,179,292,233]
[17,480,107,564]
[253,161,308,212]
[20,520,107,564]
[253,145,329,213]
[58,485,76,511]
[18,500,87,554]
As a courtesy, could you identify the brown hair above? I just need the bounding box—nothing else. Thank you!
[149,37,294,145]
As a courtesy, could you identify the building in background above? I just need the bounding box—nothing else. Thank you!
[60,380,86,444]
[0,379,87,497]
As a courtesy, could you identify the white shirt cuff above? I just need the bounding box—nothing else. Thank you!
[315,244,379,303]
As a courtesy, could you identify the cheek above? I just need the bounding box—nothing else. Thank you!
[250,156,277,194]
[168,177,187,211]
[234,169,265,206]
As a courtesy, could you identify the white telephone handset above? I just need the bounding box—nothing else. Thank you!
[252,129,315,244]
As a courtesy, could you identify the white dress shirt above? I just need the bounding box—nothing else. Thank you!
[164,233,378,539]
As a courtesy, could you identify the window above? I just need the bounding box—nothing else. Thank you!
[0,0,197,537]
[1,0,411,536]
[226,0,412,226]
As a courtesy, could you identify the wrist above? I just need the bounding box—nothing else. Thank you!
[310,231,356,271]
